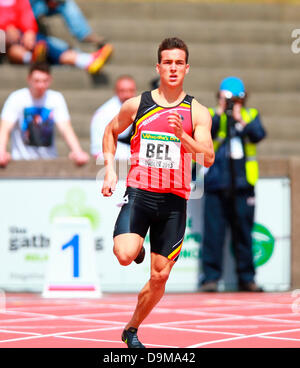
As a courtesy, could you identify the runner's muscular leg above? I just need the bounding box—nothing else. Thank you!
[125,252,175,329]
[113,233,144,266]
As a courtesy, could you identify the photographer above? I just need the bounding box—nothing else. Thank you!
[200,76,266,292]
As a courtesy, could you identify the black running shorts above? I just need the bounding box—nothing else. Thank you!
[113,187,187,261]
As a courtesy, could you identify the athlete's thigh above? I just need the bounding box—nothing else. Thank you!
[150,208,187,262]
[113,188,151,255]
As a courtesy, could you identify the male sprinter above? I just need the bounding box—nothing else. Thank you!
[101,37,215,348]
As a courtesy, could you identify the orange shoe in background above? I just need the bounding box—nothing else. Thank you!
[87,43,113,74]
[31,40,48,63]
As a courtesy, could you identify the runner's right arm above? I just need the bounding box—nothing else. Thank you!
[101,96,140,197]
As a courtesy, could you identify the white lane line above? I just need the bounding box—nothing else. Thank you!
[7,303,135,313]
[187,328,300,348]
[56,335,179,348]
[0,316,56,324]
[2,310,58,318]
[253,315,300,324]
[55,336,125,344]
[64,311,133,319]
[260,335,300,342]
[63,317,126,325]
[0,325,122,344]
[0,329,41,336]
[149,325,244,337]
[156,316,244,327]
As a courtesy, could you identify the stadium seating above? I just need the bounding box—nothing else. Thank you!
[0,0,299,157]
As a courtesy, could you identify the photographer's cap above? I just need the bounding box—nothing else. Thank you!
[219,76,246,98]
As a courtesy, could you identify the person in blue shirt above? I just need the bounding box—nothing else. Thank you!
[201,76,267,292]
[29,0,113,74]
[30,0,105,47]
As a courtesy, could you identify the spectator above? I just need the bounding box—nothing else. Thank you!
[0,0,113,74]
[30,0,106,48]
[0,0,38,61]
[200,76,267,292]
[0,62,89,167]
[90,75,137,160]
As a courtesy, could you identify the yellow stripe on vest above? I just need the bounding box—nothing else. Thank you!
[131,106,163,141]
[179,103,191,109]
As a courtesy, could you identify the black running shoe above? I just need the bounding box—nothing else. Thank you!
[121,327,145,348]
[134,246,145,264]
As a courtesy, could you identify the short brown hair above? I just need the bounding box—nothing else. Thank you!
[157,37,189,64]
[28,62,51,76]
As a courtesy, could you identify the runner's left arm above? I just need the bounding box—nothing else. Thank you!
[167,99,215,167]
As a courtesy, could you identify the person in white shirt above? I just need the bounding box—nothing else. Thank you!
[0,62,89,166]
[90,75,136,160]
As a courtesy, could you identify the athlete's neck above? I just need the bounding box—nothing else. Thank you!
[152,87,186,108]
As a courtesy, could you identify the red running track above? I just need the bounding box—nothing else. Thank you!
[0,292,300,348]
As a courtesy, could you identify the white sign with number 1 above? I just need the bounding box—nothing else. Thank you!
[42,217,102,298]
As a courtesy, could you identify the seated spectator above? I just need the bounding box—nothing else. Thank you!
[30,0,106,48]
[90,75,137,160]
[0,0,38,61]
[0,62,89,167]
[0,0,112,74]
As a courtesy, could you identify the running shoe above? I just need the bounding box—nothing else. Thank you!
[134,246,145,264]
[87,43,113,74]
[122,327,146,348]
[31,40,48,63]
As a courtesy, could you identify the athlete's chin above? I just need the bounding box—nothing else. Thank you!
[168,79,181,87]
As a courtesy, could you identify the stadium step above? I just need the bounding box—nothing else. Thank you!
[1,64,300,94]
[77,1,296,23]
[1,0,300,158]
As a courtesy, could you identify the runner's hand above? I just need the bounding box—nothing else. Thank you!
[168,111,184,139]
[102,169,118,197]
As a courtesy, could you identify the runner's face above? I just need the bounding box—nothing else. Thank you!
[156,49,189,87]
[28,71,52,98]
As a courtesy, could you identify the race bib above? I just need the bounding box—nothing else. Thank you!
[139,131,181,169]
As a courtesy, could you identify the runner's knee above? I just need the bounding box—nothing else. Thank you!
[150,269,170,287]
[113,247,133,266]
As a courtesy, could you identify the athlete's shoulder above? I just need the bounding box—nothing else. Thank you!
[191,99,212,127]
[191,98,206,109]
[118,95,142,122]
[121,95,141,112]
[192,98,210,115]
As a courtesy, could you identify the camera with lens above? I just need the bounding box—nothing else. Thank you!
[223,91,246,123]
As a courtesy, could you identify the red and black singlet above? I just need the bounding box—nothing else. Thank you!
[127,91,194,199]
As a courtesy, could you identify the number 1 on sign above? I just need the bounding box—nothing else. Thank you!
[62,234,79,277]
